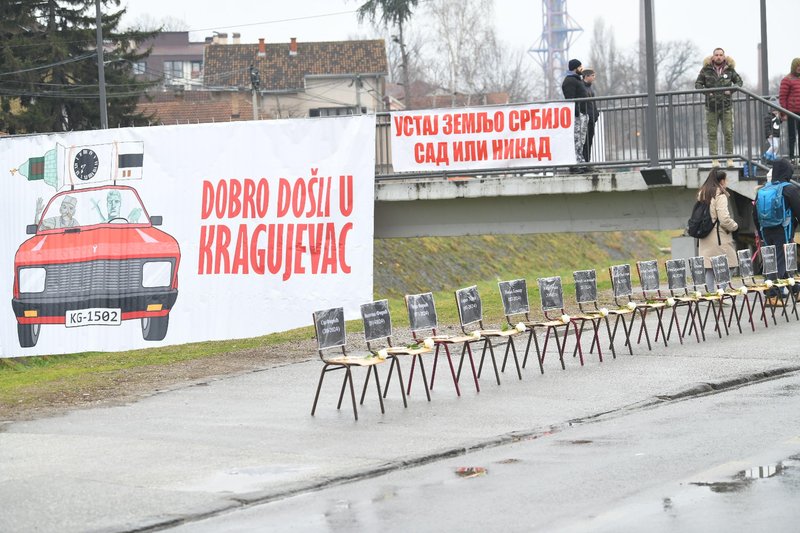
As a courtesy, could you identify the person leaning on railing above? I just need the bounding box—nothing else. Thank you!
[695,47,743,169]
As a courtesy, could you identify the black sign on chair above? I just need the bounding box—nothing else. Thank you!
[737,249,755,278]
[785,242,797,275]
[710,255,731,286]
[637,260,660,292]
[361,299,392,342]
[406,292,438,333]
[314,307,346,349]
[610,264,633,298]
[687,256,706,290]
[665,259,688,291]
[538,276,564,311]
[762,245,778,275]
[455,285,483,327]
[498,279,530,316]
[574,269,598,304]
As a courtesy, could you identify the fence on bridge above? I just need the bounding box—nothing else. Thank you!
[374,87,800,179]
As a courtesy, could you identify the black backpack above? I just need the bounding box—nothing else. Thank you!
[686,200,718,239]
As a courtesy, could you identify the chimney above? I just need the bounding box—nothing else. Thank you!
[205,36,213,44]
[218,32,228,45]
[233,32,241,45]
[258,38,266,58]
[289,37,297,56]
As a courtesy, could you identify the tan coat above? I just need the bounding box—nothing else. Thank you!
[698,188,739,268]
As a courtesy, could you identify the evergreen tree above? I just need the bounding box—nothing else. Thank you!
[0,0,157,134]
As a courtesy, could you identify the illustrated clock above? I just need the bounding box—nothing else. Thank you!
[73,148,99,180]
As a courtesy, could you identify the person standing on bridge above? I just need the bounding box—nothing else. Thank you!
[778,58,800,163]
[695,48,743,169]
[582,68,600,165]
[562,58,589,173]
[697,168,738,291]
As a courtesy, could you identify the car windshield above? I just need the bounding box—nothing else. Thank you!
[38,188,147,231]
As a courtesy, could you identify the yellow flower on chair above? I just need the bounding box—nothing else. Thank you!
[666,297,675,307]
[739,286,748,295]
[560,314,571,324]
[423,337,435,349]
[515,322,527,333]
[599,308,609,317]
[765,280,774,288]
[626,301,637,310]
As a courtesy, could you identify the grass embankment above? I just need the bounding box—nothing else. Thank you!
[0,231,678,411]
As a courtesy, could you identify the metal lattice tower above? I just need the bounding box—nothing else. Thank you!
[529,0,583,100]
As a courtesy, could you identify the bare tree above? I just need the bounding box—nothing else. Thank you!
[655,39,700,91]
[125,14,188,32]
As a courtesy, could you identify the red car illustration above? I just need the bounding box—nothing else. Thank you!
[12,184,180,348]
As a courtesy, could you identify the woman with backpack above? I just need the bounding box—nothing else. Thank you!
[697,168,739,291]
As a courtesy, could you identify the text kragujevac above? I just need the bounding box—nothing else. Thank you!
[198,172,354,281]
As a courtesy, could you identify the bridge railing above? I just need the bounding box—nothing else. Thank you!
[374,87,800,179]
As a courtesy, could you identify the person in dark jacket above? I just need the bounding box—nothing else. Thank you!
[778,58,800,161]
[582,68,600,164]
[695,48,743,168]
[753,158,800,303]
[562,58,589,171]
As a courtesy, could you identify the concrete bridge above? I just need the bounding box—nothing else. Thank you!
[374,167,759,239]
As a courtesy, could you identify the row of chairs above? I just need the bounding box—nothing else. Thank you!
[311,243,800,420]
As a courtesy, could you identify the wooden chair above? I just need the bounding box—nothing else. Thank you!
[360,299,421,406]
[608,263,656,351]
[686,256,729,338]
[497,278,547,374]
[310,307,386,421]
[572,269,617,360]
[634,260,673,347]
[735,249,771,329]
[709,254,744,334]
[663,259,702,343]
[405,292,479,396]
[454,285,523,385]
[782,242,800,321]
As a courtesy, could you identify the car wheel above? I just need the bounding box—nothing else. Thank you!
[18,323,40,348]
[142,315,169,341]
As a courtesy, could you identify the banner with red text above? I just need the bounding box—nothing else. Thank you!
[0,116,375,357]
[390,103,576,172]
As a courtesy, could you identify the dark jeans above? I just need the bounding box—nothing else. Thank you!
[787,116,800,159]
[582,118,596,163]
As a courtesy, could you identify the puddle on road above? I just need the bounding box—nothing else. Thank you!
[691,461,789,493]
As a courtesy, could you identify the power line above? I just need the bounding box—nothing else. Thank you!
[0,52,96,77]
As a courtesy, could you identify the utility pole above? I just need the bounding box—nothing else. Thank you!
[759,0,769,95]
[249,64,260,120]
[354,74,362,114]
[95,0,108,129]
[643,0,658,166]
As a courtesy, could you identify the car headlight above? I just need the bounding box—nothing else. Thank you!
[142,261,172,288]
[19,267,46,293]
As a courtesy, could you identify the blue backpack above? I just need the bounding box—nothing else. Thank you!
[756,181,792,241]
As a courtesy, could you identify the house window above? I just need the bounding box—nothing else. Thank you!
[190,61,202,79]
[163,61,184,82]
[133,61,146,75]
[309,106,367,117]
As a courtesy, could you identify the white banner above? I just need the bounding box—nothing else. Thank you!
[0,115,376,357]
[390,102,577,172]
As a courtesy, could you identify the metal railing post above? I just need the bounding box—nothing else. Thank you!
[643,0,659,166]
[667,93,676,167]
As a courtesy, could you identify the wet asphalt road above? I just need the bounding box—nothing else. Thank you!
[171,373,800,532]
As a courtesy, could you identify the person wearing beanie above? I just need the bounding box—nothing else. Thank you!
[753,158,800,302]
[562,58,589,173]
[695,47,743,168]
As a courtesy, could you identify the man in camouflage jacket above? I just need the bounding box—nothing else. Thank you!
[695,48,743,167]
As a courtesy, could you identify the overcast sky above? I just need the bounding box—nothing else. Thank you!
[121,0,798,87]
